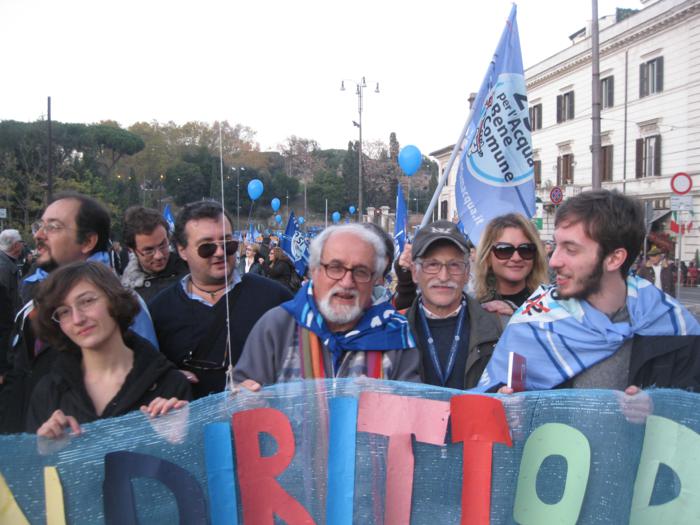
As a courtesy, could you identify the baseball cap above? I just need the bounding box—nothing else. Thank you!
[412,221,469,260]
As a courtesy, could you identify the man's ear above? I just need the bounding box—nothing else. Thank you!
[79,232,99,255]
[177,244,188,263]
[605,248,628,273]
[410,262,419,284]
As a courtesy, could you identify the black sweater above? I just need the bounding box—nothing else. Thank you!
[25,333,191,433]
[149,273,293,397]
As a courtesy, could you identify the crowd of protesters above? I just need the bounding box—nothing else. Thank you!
[0,188,699,440]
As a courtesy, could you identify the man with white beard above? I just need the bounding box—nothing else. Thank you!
[234,224,419,389]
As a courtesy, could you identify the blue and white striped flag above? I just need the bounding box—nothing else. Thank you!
[393,182,408,259]
[280,211,309,277]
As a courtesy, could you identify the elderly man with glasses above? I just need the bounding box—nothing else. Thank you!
[148,200,292,398]
[406,221,502,389]
[234,223,419,390]
[120,206,189,301]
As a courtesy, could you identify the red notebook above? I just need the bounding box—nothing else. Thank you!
[507,352,527,392]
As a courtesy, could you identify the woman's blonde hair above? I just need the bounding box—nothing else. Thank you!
[474,213,548,302]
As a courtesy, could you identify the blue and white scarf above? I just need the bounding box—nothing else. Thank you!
[281,281,415,369]
[475,275,700,392]
[23,251,112,283]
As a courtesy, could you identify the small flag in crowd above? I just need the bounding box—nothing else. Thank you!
[454,4,535,245]
[163,205,175,233]
[280,211,309,277]
[393,182,408,260]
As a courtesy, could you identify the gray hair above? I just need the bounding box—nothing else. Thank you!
[0,229,21,252]
[308,224,386,275]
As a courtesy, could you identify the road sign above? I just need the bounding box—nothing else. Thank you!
[671,195,693,211]
[0,208,6,219]
[671,172,693,195]
[549,186,563,205]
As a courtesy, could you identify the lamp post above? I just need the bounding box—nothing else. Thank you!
[232,166,245,232]
[341,76,379,223]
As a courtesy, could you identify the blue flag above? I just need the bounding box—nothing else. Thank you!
[163,204,175,233]
[280,211,309,277]
[393,182,408,260]
[454,4,535,246]
[248,223,261,243]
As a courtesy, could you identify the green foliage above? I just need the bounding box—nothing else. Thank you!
[165,161,208,206]
[342,141,359,205]
[307,171,345,213]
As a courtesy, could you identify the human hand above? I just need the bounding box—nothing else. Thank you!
[397,244,413,270]
[37,409,82,439]
[179,369,199,383]
[497,385,515,395]
[481,300,515,316]
[143,400,190,444]
[615,385,654,424]
[140,397,189,418]
[238,379,262,392]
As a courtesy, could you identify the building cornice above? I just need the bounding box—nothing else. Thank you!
[526,0,700,89]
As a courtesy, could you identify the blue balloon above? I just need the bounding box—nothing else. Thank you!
[298,216,305,225]
[349,206,356,214]
[271,197,281,211]
[332,211,341,223]
[398,145,422,176]
[275,214,282,224]
[247,179,264,200]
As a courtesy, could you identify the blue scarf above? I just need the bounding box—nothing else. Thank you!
[475,275,700,392]
[281,281,415,369]
[23,251,112,283]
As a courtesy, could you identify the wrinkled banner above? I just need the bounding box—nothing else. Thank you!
[2,379,700,524]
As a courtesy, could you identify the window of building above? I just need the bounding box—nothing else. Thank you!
[440,200,448,220]
[529,104,543,131]
[556,91,575,123]
[557,154,574,185]
[533,160,542,186]
[601,145,613,182]
[601,76,614,108]
[635,135,662,178]
[640,57,664,98]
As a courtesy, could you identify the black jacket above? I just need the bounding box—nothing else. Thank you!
[267,259,294,291]
[25,333,191,433]
[628,335,700,390]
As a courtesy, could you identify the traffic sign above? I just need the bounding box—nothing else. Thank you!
[671,195,693,211]
[549,186,563,205]
[671,172,692,195]
[0,208,6,219]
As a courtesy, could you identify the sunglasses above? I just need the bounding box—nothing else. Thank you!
[491,242,537,260]
[197,240,239,259]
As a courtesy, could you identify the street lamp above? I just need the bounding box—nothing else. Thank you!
[341,76,380,223]
[232,166,245,232]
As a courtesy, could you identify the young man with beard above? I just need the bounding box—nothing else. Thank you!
[149,201,292,398]
[234,224,419,390]
[120,206,188,302]
[406,221,502,389]
[0,192,158,433]
[477,190,700,394]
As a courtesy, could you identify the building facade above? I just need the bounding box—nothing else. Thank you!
[435,0,700,261]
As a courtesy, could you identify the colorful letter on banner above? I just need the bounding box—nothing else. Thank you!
[357,392,450,525]
[327,397,358,525]
[232,408,316,525]
[454,4,535,246]
[44,467,66,525]
[450,395,511,525]
[205,422,238,525]
[0,472,29,525]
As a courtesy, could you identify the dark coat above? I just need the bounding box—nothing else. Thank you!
[0,250,20,375]
[629,335,700,390]
[25,333,191,433]
[267,259,294,291]
[637,263,676,297]
[405,294,503,389]
[237,257,266,277]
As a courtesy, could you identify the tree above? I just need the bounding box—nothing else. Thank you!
[307,171,345,213]
[165,162,207,206]
[341,141,359,206]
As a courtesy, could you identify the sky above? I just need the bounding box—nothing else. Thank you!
[1,0,645,156]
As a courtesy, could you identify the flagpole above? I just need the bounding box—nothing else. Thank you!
[420,105,477,229]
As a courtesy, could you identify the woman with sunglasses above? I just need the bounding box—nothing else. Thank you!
[237,243,266,276]
[474,213,548,315]
[26,262,191,438]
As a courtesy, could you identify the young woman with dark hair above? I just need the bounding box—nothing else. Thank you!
[26,262,190,437]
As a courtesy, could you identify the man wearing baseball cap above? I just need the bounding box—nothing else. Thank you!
[404,221,502,389]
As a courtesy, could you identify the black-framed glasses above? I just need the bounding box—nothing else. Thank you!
[320,262,374,283]
[197,240,238,259]
[31,220,72,236]
[418,259,468,275]
[51,294,102,323]
[491,242,537,261]
[135,239,170,259]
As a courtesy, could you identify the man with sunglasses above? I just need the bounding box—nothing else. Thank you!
[149,200,292,398]
[477,190,700,396]
[405,221,502,389]
[234,223,419,389]
[121,206,188,302]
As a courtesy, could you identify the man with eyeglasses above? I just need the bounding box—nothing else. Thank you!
[0,192,158,433]
[121,206,188,302]
[148,200,292,398]
[404,221,502,389]
[234,223,419,389]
